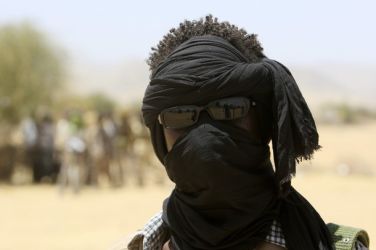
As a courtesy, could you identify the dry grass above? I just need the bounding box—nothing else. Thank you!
[1,122,375,250]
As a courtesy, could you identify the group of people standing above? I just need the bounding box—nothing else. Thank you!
[17,109,155,191]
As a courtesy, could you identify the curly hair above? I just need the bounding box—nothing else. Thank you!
[147,15,265,74]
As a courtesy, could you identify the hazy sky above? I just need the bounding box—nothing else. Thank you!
[1,0,375,66]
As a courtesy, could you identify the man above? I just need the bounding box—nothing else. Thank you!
[122,16,368,250]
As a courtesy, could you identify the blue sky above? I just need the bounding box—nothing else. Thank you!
[1,0,375,66]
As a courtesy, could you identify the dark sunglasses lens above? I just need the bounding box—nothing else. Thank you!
[160,107,198,129]
[207,97,250,120]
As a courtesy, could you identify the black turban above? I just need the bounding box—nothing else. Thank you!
[142,35,320,192]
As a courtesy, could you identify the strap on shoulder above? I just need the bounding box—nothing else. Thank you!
[327,223,370,250]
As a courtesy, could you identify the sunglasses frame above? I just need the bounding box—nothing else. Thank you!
[158,96,255,129]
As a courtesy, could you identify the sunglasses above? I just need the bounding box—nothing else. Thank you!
[158,97,256,129]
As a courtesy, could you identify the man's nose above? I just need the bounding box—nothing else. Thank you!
[195,109,212,125]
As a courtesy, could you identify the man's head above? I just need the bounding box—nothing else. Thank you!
[143,35,272,162]
[145,15,270,153]
[142,16,273,163]
[142,16,320,193]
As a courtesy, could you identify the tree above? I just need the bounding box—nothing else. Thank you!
[86,93,116,114]
[0,22,65,124]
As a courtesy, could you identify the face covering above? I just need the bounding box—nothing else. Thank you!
[162,116,278,250]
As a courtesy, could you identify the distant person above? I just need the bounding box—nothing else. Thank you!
[57,110,87,193]
[34,113,59,182]
[96,112,123,186]
[121,16,369,250]
[21,114,38,173]
[116,111,135,185]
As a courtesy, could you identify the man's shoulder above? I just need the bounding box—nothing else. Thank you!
[109,231,144,250]
[109,211,168,250]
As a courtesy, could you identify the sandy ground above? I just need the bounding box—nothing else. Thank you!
[1,122,375,250]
